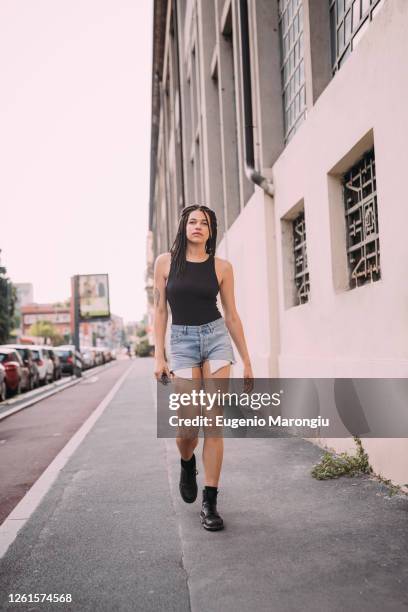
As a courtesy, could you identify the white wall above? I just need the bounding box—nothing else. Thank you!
[272,0,408,487]
[221,0,408,486]
[272,0,408,378]
[217,189,274,377]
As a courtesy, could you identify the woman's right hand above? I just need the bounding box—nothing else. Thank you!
[154,357,172,383]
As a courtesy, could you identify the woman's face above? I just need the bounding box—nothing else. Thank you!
[185,209,211,246]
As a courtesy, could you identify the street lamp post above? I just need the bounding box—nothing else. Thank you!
[73,275,82,378]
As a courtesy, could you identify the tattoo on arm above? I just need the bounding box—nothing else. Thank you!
[154,288,160,307]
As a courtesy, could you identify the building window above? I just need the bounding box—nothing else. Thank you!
[329,0,385,73]
[293,210,310,304]
[343,148,381,288]
[278,0,306,143]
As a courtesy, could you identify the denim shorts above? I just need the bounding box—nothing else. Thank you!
[169,316,236,377]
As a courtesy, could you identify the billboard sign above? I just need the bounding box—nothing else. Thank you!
[78,274,110,320]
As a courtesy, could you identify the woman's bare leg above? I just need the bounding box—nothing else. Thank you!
[174,365,202,459]
[201,361,231,486]
[177,436,199,460]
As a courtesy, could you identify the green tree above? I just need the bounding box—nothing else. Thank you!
[136,325,147,338]
[0,255,16,344]
[135,339,151,357]
[13,310,21,330]
[28,320,60,345]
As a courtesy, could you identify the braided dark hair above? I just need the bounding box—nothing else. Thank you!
[170,205,218,278]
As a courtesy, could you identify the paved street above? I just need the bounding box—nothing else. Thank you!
[0,357,407,612]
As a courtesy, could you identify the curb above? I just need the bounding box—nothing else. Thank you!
[0,362,116,422]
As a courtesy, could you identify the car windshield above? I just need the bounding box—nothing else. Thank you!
[55,350,70,358]
[31,350,40,359]
[0,353,8,363]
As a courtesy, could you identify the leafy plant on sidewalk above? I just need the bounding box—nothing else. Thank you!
[375,475,405,497]
[311,437,372,480]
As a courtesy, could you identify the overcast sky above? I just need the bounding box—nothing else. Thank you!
[0,0,152,323]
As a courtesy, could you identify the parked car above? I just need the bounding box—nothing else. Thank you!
[48,349,62,381]
[4,345,40,390]
[28,345,54,385]
[54,346,83,375]
[91,348,104,366]
[98,346,112,363]
[80,348,94,370]
[0,363,7,401]
[0,348,30,396]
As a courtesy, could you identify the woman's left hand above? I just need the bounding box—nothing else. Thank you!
[243,362,254,393]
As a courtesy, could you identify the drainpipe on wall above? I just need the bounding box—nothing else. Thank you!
[173,0,185,210]
[239,0,274,197]
[159,85,171,249]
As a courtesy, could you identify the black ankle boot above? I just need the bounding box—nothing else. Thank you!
[179,454,198,503]
[200,487,224,531]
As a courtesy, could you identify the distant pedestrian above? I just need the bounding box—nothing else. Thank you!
[153,205,253,531]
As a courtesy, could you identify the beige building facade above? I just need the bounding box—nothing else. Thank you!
[148,0,408,487]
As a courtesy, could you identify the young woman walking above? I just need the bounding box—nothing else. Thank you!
[153,205,253,531]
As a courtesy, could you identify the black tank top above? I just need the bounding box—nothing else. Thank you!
[166,254,222,325]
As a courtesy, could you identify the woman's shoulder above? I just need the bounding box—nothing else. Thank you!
[154,253,172,278]
[214,256,233,284]
[154,252,171,266]
[214,256,232,270]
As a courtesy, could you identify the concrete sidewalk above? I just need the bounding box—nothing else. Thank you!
[0,358,407,612]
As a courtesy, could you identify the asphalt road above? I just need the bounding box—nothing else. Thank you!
[0,360,130,525]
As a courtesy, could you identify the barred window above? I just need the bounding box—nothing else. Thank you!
[293,210,310,304]
[329,0,385,73]
[342,148,381,288]
[278,0,306,143]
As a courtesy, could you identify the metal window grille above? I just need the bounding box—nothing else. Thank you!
[278,0,306,143]
[342,148,381,288]
[329,0,384,73]
[293,210,310,304]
